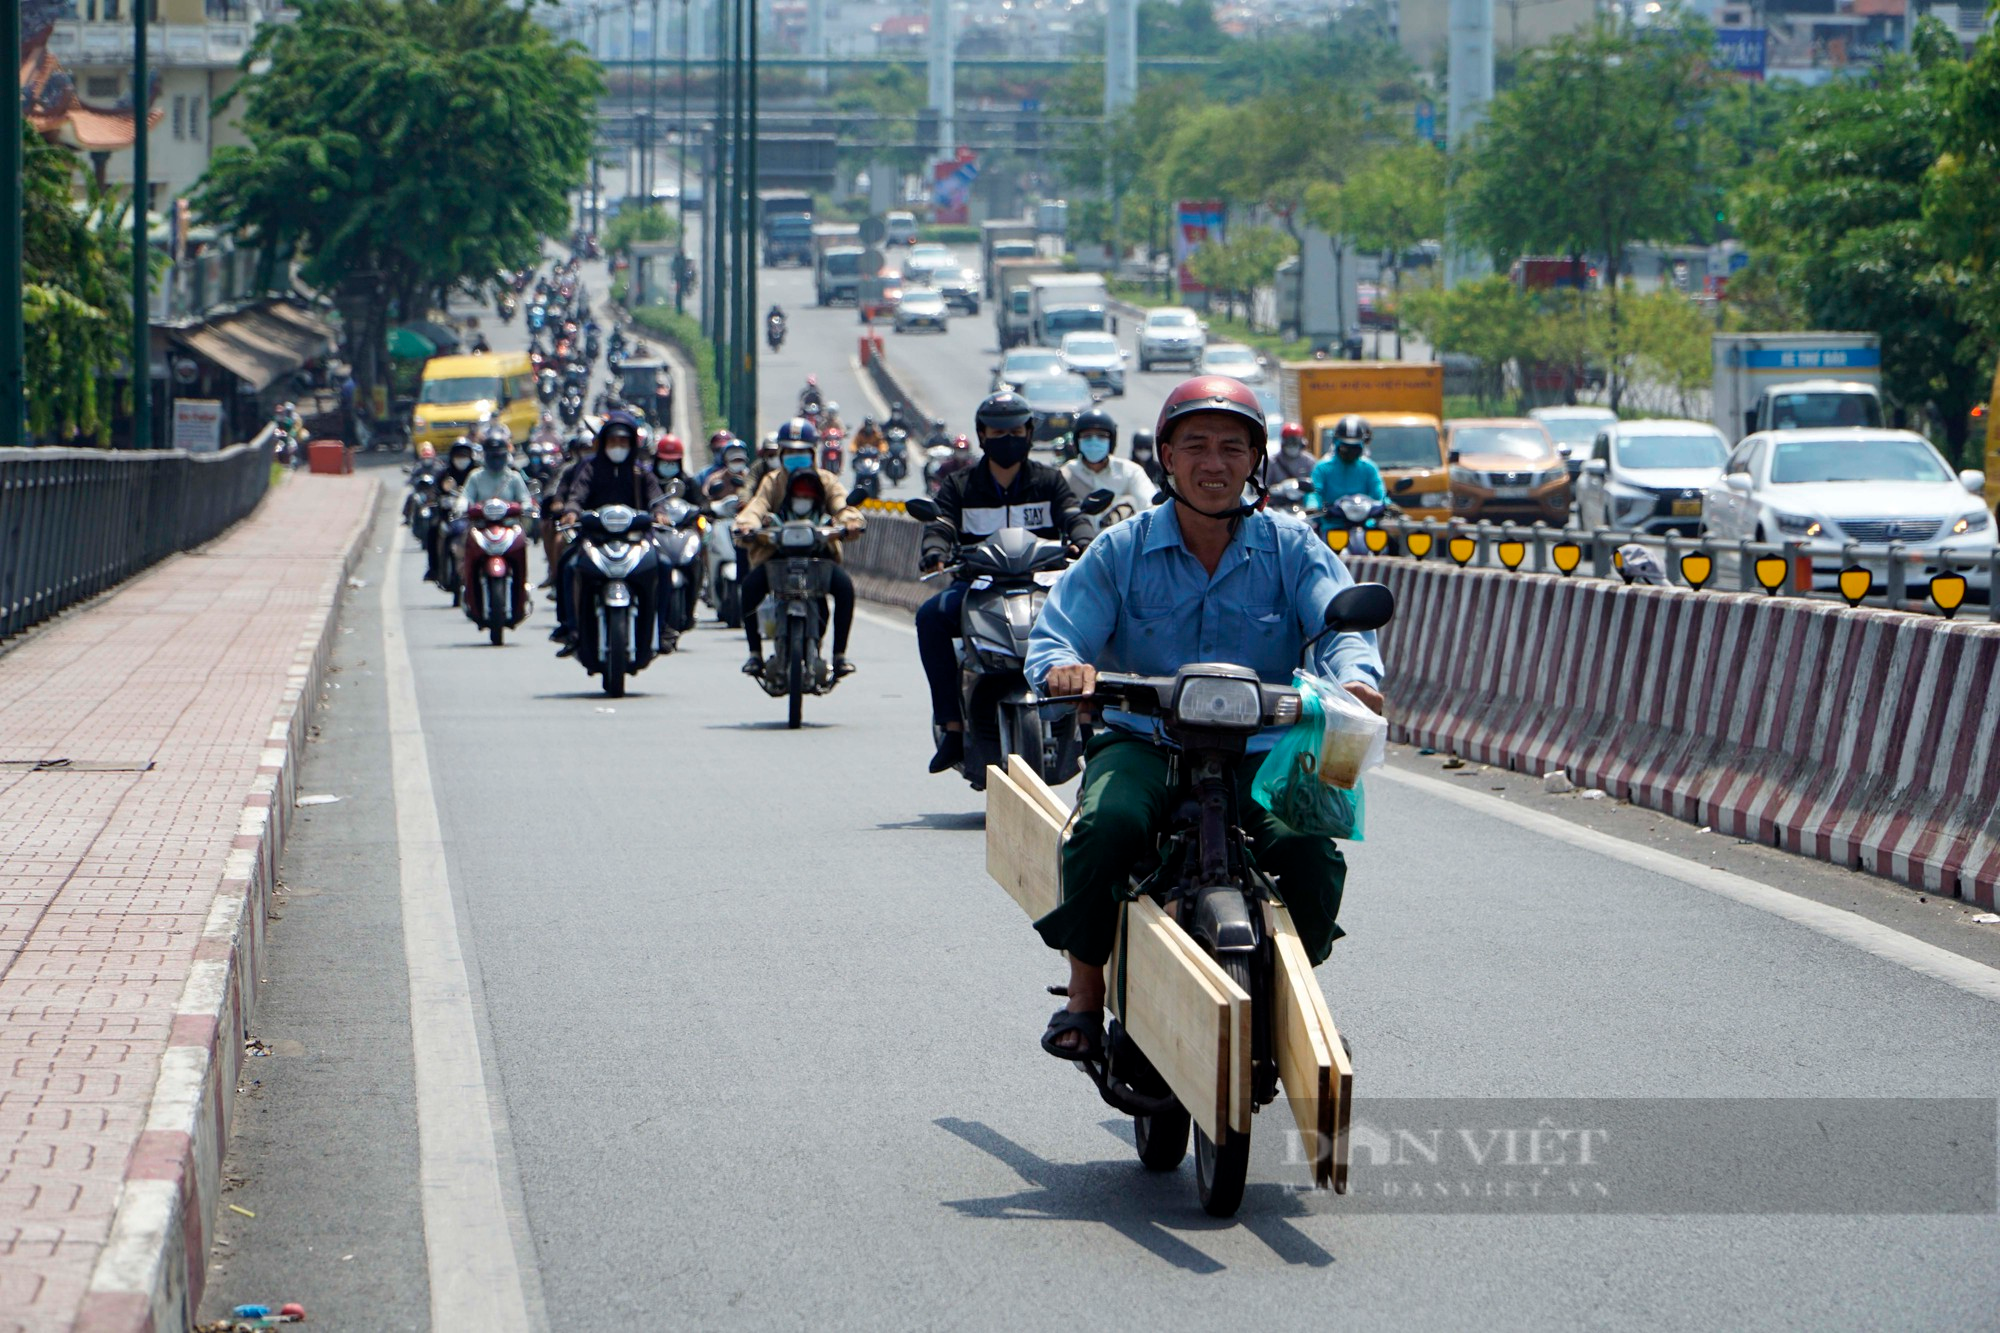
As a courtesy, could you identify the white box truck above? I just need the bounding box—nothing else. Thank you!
[1028,273,1111,347]
[993,258,1066,348]
[1713,332,1883,442]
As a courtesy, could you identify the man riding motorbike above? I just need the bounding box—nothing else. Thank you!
[1264,421,1316,488]
[798,375,824,416]
[1129,429,1165,492]
[1024,376,1387,1060]
[732,422,865,679]
[457,431,536,625]
[851,416,887,459]
[1309,414,1386,535]
[1059,407,1157,529]
[549,411,665,656]
[426,438,479,584]
[749,433,784,490]
[914,391,1096,776]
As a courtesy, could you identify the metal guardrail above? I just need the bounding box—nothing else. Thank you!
[0,434,277,642]
[1345,517,2000,622]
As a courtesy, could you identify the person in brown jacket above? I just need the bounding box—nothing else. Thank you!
[732,421,865,677]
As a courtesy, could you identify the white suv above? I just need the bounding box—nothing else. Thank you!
[1138,307,1206,372]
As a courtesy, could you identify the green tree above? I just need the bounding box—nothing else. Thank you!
[602,203,681,256]
[1734,19,1980,455]
[1398,275,1538,407]
[22,127,134,441]
[1457,20,1714,407]
[1187,227,1298,325]
[197,0,600,402]
[1338,140,1447,354]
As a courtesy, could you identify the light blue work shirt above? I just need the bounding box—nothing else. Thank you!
[1309,454,1386,512]
[464,466,533,508]
[1027,503,1385,751]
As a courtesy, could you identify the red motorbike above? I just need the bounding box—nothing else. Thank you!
[462,499,530,646]
[820,427,845,474]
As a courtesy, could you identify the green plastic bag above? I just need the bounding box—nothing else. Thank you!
[1251,675,1368,840]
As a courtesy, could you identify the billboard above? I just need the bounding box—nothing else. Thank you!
[932,149,979,225]
[173,399,224,453]
[1714,29,1766,80]
[1174,199,1225,294]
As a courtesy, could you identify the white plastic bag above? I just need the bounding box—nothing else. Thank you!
[1301,673,1387,790]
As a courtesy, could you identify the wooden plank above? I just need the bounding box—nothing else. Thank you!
[1269,905,1353,1191]
[1006,754,1073,825]
[985,766,1064,921]
[1108,898,1250,1143]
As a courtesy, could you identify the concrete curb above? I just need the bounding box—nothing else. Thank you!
[1348,555,2000,908]
[75,478,382,1333]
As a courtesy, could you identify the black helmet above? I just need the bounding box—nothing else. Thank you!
[1130,428,1155,459]
[1329,414,1372,450]
[974,392,1032,436]
[1074,406,1118,449]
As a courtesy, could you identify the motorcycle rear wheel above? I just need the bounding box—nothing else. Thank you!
[719,577,742,629]
[603,607,628,698]
[785,618,805,730]
[1194,953,1253,1217]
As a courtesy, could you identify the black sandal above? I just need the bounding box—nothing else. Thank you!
[1040,1008,1104,1063]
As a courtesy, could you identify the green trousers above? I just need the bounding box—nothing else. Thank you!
[1034,733,1348,968]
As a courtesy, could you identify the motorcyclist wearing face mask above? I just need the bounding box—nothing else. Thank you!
[1264,421,1316,487]
[1059,407,1157,529]
[458,433,536,624]
[732,421,865,677]
[550,411,665,653]
[426,438,480,583]
[913,392,1096,775]
[697,440,751,509]
[1309,414,1386,534]
[749,433,783,490]
[651,434,688,498]
[1129,428,1165,491]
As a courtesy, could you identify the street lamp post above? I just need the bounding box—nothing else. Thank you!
[132,0,151,448]
[647,0,661,210]
[677,0,690,315]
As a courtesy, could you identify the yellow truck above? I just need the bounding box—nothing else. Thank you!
[1278,361,1450,518]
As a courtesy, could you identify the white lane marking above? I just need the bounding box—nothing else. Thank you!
[854,604,917,635]
[849,355,892,419]
[1374,765,2000,1006]
[380,536,536,1331]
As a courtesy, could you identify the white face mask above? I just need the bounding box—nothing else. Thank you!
[605,445,631,465]
[788,495,817,517]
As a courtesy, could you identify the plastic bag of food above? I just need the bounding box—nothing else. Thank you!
[1251,673,1383,840]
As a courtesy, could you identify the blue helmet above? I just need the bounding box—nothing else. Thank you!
[774,416,819,445]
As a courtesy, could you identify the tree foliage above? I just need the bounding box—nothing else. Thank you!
[603,203,681,256]
[196,0,600,395]
[1186,227,1297,323]
[22,127,133,441]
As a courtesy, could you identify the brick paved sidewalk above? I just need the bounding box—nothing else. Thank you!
[0,474,378,1333]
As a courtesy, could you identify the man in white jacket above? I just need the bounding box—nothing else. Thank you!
[1059,407,1159,531]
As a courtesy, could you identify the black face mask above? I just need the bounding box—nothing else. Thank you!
[1336,446,1364,463]
[982,433,1030,468]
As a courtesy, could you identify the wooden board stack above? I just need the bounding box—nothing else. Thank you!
[986,757,1352,1190]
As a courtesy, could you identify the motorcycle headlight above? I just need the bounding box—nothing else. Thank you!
[1774,511,1823,538]
[482,499,509,521]
[779,524,817,550]
[1951,510,1991,535]
[1174,675,1263,728]
[597,505,636,534]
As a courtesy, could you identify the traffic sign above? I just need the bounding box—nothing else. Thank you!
[859,216,887,246]
[859,248,885,277]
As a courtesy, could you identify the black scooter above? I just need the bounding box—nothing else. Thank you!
[1037,583,1396,1217]
[905,490,1112,790]
[565,505,662,698]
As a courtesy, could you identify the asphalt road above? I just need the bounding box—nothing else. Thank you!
[200,256,2000,1330]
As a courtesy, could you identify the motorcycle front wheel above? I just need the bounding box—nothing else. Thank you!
[1194,952,1253,1217]
[998,701,1046,780]
[602,607,628,698]
[719,577,742,629]
[486,576,506,646]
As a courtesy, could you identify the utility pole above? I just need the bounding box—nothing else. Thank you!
[3,0,25,444]
[677,0,689,314]
[729,0,750,439]
[647,0,661,208]
[742,0,756,436]
[132,0,152,448]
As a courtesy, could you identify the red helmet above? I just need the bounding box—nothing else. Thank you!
[1279,421,1307,447]
[1155,376,1268,453]
[655,433,685,461]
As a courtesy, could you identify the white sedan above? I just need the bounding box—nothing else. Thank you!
[1059,332,1126,396]
[1701,428,1994,589]
[1199,342,1267,384]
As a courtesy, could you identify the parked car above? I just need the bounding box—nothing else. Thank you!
[1574,419,1728,534]
[937,266,981,315]
[904,245,956,286]
[1529,405,1619,481]
[894,288,950,333]
[1446,418,1571,525]
[1138,307,1206,372]
[1059,331,1127,396]
[1700,428,1993,591]
[884,211,918,247]
[992,347,1066,394]
[1021,373,1095,444]
[1199,342,1267,384]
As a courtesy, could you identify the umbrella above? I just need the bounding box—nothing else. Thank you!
[387,326,437,360]
[402,319,463,354]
